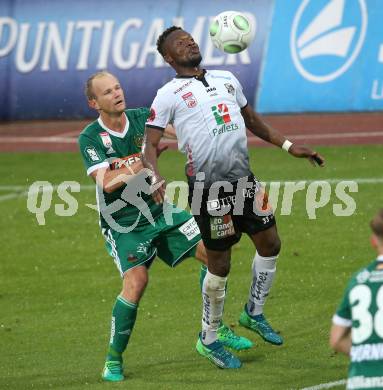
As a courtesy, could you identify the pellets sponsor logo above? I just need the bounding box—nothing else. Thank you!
[211,103,231,125]
[212,123,239,137]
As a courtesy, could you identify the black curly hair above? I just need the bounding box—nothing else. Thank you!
[156,26,182,57]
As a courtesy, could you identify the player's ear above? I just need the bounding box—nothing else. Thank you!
[163,51,173,65]
[88,98,98,110]
[370,234,378,249]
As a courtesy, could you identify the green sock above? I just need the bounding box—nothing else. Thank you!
[199,264,208,291]
[106,295,137,362]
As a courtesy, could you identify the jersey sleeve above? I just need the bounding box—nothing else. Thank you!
[127,107,150,136]
[230,72,248,109]
[145,90,174,131]
[78,133,109,176]
[332,281,353,327]
[135,107,150,124]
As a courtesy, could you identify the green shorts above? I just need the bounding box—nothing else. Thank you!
[102,210,201,276]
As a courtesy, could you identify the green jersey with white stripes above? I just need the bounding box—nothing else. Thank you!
[333,256,383,390]
[78,108,163,230]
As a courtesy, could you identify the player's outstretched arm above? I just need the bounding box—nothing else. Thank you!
[241,105,325,167]
[141,127,166,204]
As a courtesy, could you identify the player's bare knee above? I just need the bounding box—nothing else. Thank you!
[271,236,281,256]
[208,260,230,277]
[122,267,148,297]
[253,229,281,257]
[259,240,281,257]
[129,273,148,293]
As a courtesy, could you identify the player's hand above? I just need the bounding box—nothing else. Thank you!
[150,173,166,204]
[156,144,169,158]
[289,144,325,167]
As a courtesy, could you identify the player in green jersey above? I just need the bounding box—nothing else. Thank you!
[78,71,252,382]
[330,209,383,390]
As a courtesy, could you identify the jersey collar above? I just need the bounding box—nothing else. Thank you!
[175,69,207,79]
[97,113,130,138]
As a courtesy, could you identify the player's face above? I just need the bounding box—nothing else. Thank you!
[165,30,202,68]
[90,74,126,115]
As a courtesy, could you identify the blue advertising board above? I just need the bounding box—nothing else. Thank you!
[257,0,383,113]
[0,0,272,120]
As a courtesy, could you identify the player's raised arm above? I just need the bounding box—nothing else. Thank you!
[241,104,325,167]
[141,127,166,204]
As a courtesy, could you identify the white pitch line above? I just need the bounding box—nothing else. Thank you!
[288,131,383,140]
[300,379,347,390]
[0,184,95,191]
[0,191,28,202]
[1,131,383,144]
[285,177,383,184]
[0,136,77,143]
[55,130,81,137]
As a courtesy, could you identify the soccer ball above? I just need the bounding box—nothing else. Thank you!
[209,11,255,54]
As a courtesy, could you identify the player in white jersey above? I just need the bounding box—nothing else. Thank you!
[142,26,325,369]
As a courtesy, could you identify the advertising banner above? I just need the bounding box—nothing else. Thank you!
[0,0,272,120]
[257,0,383,113]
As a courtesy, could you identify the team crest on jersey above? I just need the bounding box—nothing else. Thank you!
[99,132,116,154]
[99,132,112,148]
[182,92,197,108]
[134,136,143,148]
[224,83,235,96]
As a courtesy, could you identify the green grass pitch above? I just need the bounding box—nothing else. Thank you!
[1,145,382,389]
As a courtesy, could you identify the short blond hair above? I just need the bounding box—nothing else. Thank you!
[84,70,115,100]
[370,209,383,239]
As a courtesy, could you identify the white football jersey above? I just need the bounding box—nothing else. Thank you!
[146,69,252,186]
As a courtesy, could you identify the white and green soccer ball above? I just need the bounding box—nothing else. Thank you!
[209,11,255,54]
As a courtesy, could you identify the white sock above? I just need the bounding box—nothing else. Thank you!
[201,270,227,345]
[247,252,278,316]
